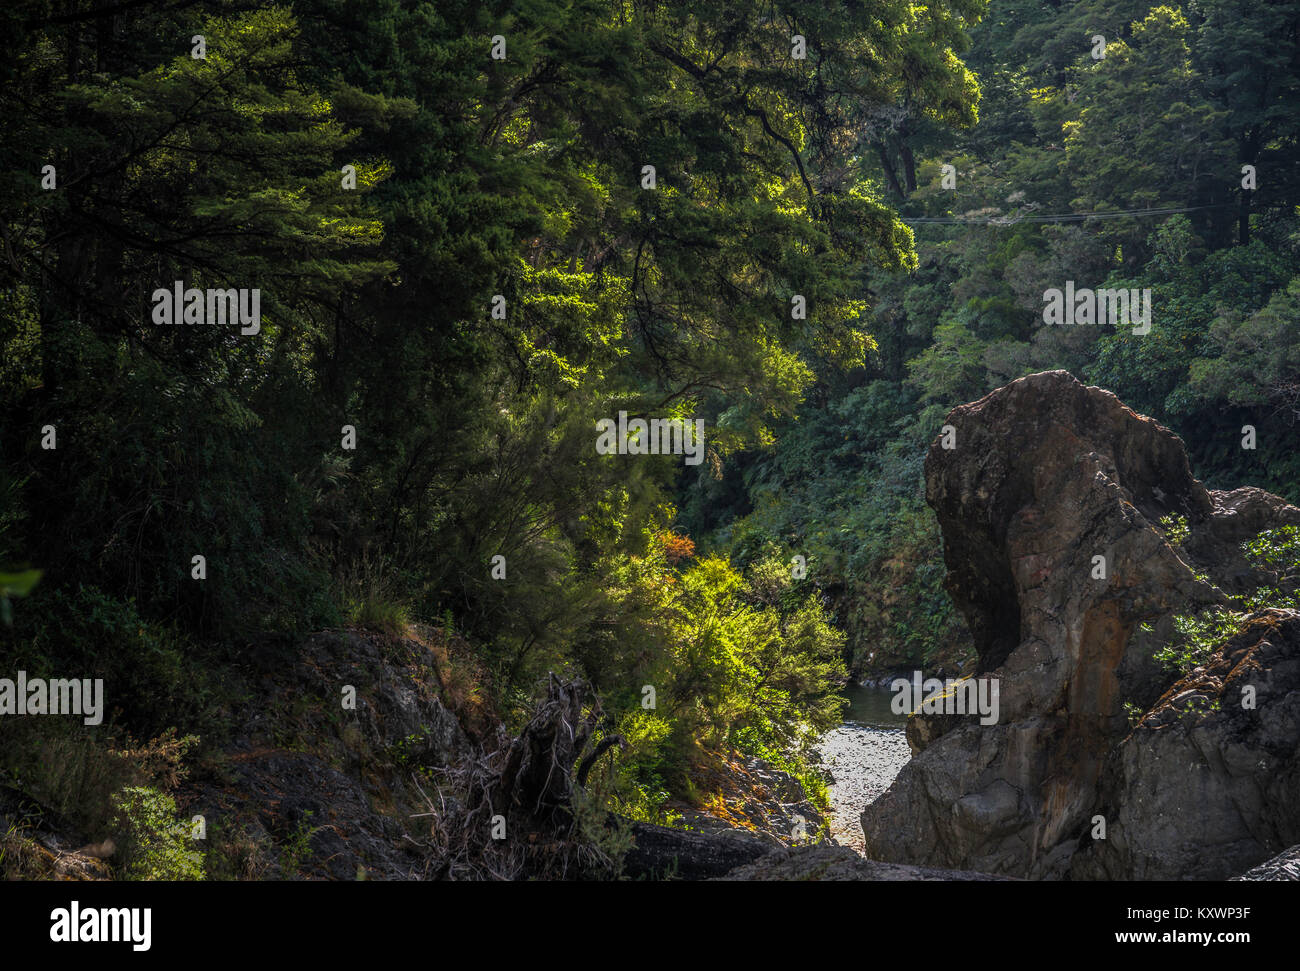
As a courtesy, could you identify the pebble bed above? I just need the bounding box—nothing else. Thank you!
[815,724,911,854]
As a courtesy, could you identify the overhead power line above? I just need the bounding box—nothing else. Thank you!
[902,203,1231,226]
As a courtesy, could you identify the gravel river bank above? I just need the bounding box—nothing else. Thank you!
[816,683,911,854]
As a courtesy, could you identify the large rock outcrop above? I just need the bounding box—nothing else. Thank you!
[716,845,1012,881]
[1233,843,1300,880]
[861,370,1300,879]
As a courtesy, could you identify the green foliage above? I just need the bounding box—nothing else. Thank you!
[337,553,412,636]
[1239,526,1300,610]
[0,722,197,855]
[2,585,214,739]
[1157,526,1300,677]
[586,711,683,828]
[278,811,322,877]
[3,0,1300,854]
[585,540,847,808]
[0,569,40,627]
[1062,8,1232,259]
[569,786,637,877]
[1159,513,1190,548]
[664,552,847,752]
[110,786,204,881]
[4,1,970,805]
[708,380,972,674]
[692,0,1300,699]
[1154,610,1239,677]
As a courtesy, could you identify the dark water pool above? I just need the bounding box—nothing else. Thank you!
[839,681,911,728]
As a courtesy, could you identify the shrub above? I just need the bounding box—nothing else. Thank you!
[109,786,204,881]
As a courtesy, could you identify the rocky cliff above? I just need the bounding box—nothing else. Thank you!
[861,370,1300,879]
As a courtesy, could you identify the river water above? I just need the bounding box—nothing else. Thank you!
[816,682,912,853]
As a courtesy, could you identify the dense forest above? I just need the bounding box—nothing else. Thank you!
[2,0,1299,876]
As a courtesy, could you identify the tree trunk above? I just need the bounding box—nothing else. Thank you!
[877,143,905,200]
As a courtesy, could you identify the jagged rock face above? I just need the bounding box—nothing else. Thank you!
[1073,612,1300,879]
[861,370,1300,879]
[1233,843,1300,880]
